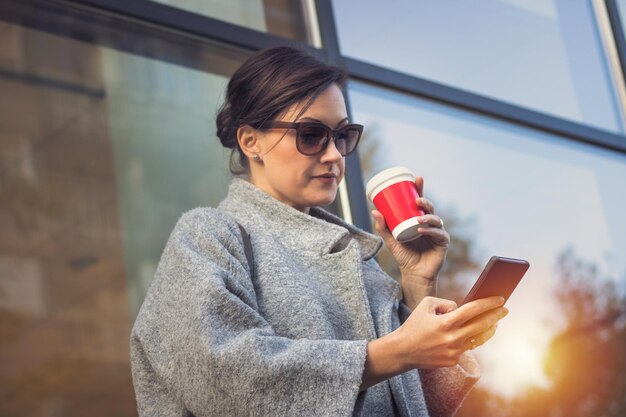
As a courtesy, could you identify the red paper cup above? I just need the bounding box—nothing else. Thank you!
[366,166,425,242]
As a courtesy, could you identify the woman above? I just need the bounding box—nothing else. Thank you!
[130,46,508,417]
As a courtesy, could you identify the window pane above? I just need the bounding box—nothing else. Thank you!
[616,0,626,39]
[335,0,625,133]
[150,0,312,42]
[0,5,245,416]
[350,81,626,415]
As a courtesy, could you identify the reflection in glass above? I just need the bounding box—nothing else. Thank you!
[350,81,626,416]
[100,49,233,318]
[0,12,238,417]
[151,0,311,42]
[334,0,625,133]
[615,0,626,41]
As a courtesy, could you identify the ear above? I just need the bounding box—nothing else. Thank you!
[236,125,261,159]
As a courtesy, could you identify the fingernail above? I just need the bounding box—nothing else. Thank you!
[417,216,427,223]
[502,307,509,317]
[498,297,505,305]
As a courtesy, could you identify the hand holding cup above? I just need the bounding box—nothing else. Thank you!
[366,167,450,308]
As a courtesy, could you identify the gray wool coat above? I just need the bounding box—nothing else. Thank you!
[130,177,480,417]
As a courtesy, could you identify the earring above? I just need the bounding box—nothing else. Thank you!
[253,154,261,161]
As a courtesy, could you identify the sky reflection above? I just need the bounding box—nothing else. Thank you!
[349,81,626,400]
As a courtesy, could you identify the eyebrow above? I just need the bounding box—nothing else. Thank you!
[298,117,350,127]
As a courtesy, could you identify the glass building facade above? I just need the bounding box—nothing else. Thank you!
[0,1,624,416]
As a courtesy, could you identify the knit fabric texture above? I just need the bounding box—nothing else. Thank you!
[130,177,479,417]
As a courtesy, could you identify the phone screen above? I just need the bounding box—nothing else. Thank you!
[462,256,530,305]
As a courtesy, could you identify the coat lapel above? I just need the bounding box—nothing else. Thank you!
[219,177,382,260]
[218,178,386,341]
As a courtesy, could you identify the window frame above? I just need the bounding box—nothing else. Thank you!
[4,0,625,232]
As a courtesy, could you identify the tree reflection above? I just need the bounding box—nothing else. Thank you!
[457,248,626,417]
[540,248,626,417]
[359,123,482,289]
[358,125,625,416]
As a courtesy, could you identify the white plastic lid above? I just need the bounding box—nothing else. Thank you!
[392,217,422,242]
[366,166,416,201]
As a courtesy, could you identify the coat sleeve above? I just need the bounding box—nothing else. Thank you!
[130,208,367,417]
[398,301,480,417]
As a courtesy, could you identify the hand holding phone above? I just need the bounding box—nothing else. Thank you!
[462,256,530,305]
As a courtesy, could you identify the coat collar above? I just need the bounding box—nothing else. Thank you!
[218,177,382,260]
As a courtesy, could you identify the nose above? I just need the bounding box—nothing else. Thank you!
[320,136,344,163]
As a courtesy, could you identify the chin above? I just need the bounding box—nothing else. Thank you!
[311,191,338,207]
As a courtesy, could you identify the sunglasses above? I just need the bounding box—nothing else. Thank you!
[260,120,363,156]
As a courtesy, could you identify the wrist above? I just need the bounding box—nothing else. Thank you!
[400,268,438,283]
[401,278,437,310]
[373,330,412,374]
[386,328,414,373]
[361,330,412,391]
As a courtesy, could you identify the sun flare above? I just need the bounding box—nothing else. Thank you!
[474,323,552,398]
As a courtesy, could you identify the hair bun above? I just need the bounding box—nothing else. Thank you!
[216,105,236,148]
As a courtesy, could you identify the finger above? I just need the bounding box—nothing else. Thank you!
[417,197,435,215]
[466,324,498,350]
[448,296,505,325]
[458,307,508,340]
[414,228,449,247]
[421,296,458,315]
[371,210,395,242]
[371,210,389,234]
[416,214,444,229]
[415,176,424,197]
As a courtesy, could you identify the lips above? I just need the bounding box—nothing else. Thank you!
[313,173,337,179]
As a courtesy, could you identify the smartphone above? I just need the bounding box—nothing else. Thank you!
[462,256,530,305]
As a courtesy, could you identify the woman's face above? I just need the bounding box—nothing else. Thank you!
[249,84,349,213]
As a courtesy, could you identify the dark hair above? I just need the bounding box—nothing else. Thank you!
[216,46,348,174]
